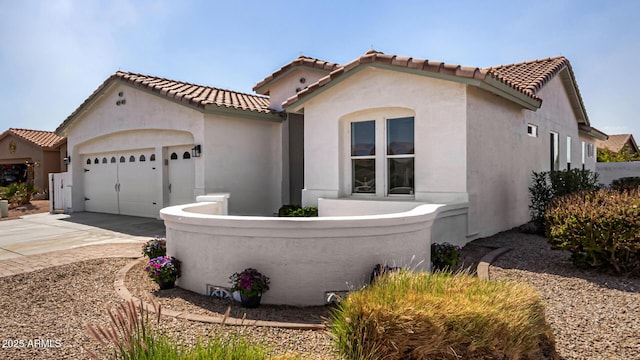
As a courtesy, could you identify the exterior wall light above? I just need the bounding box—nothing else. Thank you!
[191,144,201,157]
[63,156,71,165]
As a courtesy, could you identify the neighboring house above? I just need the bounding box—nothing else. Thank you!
[0,128,66,194]
[596,133,639,156]
[56,50,605,241]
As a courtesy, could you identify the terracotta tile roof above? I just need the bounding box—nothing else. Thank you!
[253,55,341,94]
[3,128,65,148]
[596,134,639,153]
[485,57,569,101]
[57,71,274,134]
[282,51,585,120]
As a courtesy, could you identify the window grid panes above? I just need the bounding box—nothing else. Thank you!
[386,117,414,195]
[351,121,376,194]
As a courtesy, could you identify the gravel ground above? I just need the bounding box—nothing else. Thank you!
[1,229,639,359]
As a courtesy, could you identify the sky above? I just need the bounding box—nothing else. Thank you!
[0,0,638,138]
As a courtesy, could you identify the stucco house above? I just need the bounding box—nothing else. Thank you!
[0,128,66,194]
[55,50,605,241]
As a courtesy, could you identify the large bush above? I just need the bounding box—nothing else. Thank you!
[330,270,556,360]
[529,169,600,230]
[545,188,640,274]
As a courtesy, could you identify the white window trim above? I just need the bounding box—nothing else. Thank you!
[550,131,559,171]
[527,124,538,138]
[566,136,572,169]
[343,110,415,198]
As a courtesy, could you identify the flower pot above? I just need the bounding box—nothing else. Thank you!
[158,280,175,290]
[240,293,262,308]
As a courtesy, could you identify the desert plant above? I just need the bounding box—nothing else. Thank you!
[85,299,284,359]
[545,188,640,273]
[330,270,556,360]
[529,169,599,231]
[142,236,167,259]
[1,182,37,206]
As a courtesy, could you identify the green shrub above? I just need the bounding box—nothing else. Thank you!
[430,242,462,271]
[330,270,556,360]
[610,176,640,192]
[0,182,38,205]
[529,169,599,231]
[545,188,640,274]
[278,205,318,217]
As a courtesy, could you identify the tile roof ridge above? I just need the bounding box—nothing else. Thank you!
[485,55,568,70]
[114,71,268,99]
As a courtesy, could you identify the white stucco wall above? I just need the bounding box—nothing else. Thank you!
[161,200,468,306]
[596,162,640,186]
[203,114,283,215]
[466,72,596,237]
[300,66,468,208]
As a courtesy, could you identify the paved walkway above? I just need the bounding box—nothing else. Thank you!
[0,243,143,277]
[0,211,165,276]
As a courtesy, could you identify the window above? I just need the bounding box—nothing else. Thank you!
[102,157,107,164]
[139,155,146,162]
[566,136,572,169]
[386,117,414,195]
[150,154,156,162]
[94,158,99,164]
[587,143,594,158]
[182,152,191,159]
[129,155,135,162]
[349,116,415,196]
[527,124,538,137]
[120,156,125,163]
[86,159,91,165]
[550,132,559,171]
[170,152,178,160]
[351,120,376,193]
[111,157,116,163]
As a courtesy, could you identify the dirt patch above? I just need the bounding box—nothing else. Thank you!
[1,200,50,220]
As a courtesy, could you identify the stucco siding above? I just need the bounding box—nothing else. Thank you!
[203,114,283,216]
[301,66,468,207]
[466,74,592,238]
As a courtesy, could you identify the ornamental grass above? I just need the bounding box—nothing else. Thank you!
[330,270,556,360]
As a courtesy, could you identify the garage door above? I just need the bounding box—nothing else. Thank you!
[83,150,159,218]
[167,146,195,206]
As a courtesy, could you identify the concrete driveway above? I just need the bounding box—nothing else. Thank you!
[0,212,165,260]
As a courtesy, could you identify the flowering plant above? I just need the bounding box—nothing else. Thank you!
[142,237,166,259]
[431,242,463,270]
[229,268,270,297]
[145,256,181,284]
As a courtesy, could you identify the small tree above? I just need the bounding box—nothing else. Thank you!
[597,144,640,162]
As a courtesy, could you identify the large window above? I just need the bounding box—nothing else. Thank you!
[387,117,414,194]
[351,121,376,193]
[350,116,415,196]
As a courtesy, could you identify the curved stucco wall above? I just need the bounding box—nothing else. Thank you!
[160,200,466,306]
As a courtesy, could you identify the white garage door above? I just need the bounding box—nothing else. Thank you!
[83,150,159,218]
[167,146,195,206]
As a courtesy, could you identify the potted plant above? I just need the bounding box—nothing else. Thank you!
[431,242,462,271]
[142,236,167,259]
[229,268,270,308]
[145,256,181,290]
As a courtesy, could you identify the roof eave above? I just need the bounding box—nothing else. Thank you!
[203,104,283,122]
[579,125,608,141]
[559,67,590,125]
[285,62,541,112]
[253,66,336,95]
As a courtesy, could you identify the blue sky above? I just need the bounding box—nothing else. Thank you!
[1,0,638,138]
